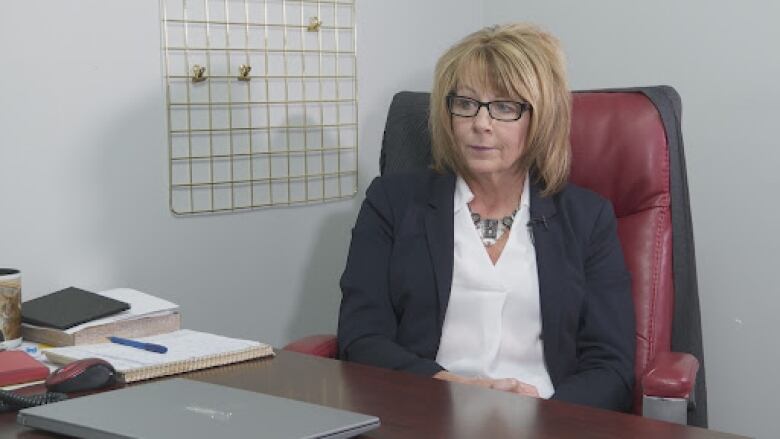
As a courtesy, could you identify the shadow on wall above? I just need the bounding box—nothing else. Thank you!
[285,202,357,342]
[284,72,403,343]
[82,88,353,345]
[83,65,409,345]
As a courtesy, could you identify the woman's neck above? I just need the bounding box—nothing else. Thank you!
[465,170,526,218]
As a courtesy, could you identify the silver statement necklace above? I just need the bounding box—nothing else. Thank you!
[469,206,519,247]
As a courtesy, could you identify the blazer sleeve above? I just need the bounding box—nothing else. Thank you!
[551,199,636,411]
[337,177,445,376]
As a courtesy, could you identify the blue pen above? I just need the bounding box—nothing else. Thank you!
[108,336,168,354]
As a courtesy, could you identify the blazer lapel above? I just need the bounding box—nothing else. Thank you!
[425,172,456,328]
[529,179,564,383]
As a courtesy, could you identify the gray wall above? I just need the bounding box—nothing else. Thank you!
[2,0,773,437]
[482,1,779,438]
[0,0,481,345]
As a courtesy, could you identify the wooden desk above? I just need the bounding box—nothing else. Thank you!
[1,350,748,439]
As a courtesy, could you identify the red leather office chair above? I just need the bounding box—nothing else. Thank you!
[285,86,707,427]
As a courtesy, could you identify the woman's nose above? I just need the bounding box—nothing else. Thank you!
[473,106,493,130]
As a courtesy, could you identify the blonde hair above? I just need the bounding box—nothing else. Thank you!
[429,23,571,196]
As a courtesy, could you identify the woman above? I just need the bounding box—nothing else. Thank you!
[338,23,635,412]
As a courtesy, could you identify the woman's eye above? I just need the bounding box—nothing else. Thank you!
[456,99,476,110]
[494,102,518,114]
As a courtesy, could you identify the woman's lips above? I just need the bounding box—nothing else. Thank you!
[469,145,495,151]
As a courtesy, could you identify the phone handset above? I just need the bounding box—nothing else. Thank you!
[0,389,68,412]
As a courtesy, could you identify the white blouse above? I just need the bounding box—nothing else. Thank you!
[435,175,554,398]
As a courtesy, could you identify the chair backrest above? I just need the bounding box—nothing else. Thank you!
[380,87,706,425]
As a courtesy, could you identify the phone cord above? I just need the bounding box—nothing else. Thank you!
[0,389,68,413]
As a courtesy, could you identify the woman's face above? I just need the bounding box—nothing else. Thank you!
[451,82,530,181]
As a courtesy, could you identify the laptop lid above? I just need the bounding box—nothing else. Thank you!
[17,378,380,439]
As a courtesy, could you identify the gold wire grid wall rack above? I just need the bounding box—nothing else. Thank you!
[161,0,358,214]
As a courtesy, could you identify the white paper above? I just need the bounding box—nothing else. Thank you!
[43,329,266,372]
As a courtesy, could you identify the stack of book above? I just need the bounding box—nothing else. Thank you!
[0,351,50,390]
[17,287,274,386]
[21,288,180,347]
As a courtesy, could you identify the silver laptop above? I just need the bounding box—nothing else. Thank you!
[17,378,380,439]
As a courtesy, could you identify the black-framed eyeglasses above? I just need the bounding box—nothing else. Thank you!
[446,94,531,121]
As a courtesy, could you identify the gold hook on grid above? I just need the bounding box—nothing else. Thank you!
[238,64,252,81]
[191,65,207,83]
[307,16,323,32]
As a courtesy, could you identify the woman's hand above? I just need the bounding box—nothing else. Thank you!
[433,371,539,397]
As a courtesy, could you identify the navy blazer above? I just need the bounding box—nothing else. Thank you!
[338,169,635,411]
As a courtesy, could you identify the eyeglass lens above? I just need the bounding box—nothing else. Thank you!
[448,96,526,121]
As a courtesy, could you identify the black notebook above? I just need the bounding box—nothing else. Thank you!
[22,287,130,330]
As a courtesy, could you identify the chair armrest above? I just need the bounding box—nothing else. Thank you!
[642,351,699,398]
[282,334,337,358]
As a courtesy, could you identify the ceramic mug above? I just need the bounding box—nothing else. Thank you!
[0,268,22,349]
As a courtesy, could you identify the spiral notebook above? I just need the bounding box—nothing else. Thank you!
[42,329,274,382]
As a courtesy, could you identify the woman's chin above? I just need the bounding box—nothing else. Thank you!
[465,156,499,170]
